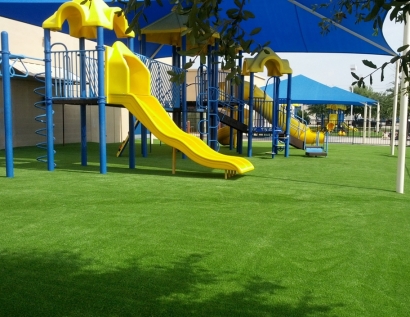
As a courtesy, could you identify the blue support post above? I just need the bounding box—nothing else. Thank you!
[127,37,136,169]
[79,38,87,166]
[140,34,148,157]
[171,45,181,109]
[271,77,281,158]
[247,72,254,157]
[44,29,55,171]
[206,45,212,147]
[284,74,292,157]
[1,31,14,177]
[96,26,107,174]
[181,35,187,159]
[229,78,234,150]
[237,50,244,154]
[172,45,177,70]
[212,41,219,151]
[338,109,344,128]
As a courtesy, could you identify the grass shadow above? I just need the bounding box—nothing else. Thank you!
[4,143,250,180]
[0,250,342,317]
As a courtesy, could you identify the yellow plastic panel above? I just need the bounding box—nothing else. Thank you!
[43,0,134,39]
[242,47,292,76]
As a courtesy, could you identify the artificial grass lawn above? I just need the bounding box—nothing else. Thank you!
[1,142,410,316]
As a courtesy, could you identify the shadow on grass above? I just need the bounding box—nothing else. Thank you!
[0,250,341,317]
[4,144,250,180]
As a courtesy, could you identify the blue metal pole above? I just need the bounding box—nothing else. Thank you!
[140,34,148,157]
[212,41,219,151]
[284,74,292,157]
[1,31,14,177]
[237,50,244,154]
[128,37,136,169]
[272,77,280,158]
[44,29,55,171]
[247,73,254,157]
[207,45,212,147]
[271,77,276,158]
[79,37,87,166]
[181,35,187,159]
[96,26,107,174]
[229,78,234,150]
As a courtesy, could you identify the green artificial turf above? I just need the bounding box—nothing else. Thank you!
[1,142,409,317]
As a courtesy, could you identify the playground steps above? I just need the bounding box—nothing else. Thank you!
[217,111,248,133]
[305,146,327,157]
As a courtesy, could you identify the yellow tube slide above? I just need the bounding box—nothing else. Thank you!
[106,42,254,175]
[218,82,324,145]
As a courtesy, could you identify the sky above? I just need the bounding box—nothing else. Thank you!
[275,17,404,93]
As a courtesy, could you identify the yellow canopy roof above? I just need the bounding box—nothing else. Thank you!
[42,0,134,39]
[327,104,347,111]
[141,10,219,49]
[242,47,292,76]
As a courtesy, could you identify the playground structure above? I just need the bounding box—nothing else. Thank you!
[216,73,328,157]
[1,0,255,178]
[1,0,331,179]
[244,79,327,157]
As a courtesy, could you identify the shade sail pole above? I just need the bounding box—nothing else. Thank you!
[396,14,410,194]
[376,102,380,133]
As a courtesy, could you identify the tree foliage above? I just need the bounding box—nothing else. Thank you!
[315,0,410,92]
[306,104,329,118]
[352,85,396,119]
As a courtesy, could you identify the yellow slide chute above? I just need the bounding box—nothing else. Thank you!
[105,41,254,176]
[218,82,324,146]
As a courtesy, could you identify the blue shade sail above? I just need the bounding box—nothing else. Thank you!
[264,74,377,106]
[0,0,396,58]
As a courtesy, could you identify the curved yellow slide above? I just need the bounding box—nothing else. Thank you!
[218,82,324,145]
[106,41,254,176]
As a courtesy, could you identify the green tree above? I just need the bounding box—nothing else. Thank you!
[381,85,399,118]
[316,1,409,90]
[306,104,329,119]
[295,108,311,124]
[350,85,398,119]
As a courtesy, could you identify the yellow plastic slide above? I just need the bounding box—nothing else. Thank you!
[342,122,358,132]
[218,82,324,145]
[105,41,254,176]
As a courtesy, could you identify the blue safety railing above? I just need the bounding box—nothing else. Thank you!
[85,54,98,97]
[136,53,185,110]
[39,49,184,106]
[49,48,98,99]
[197,86,220,151]
[251,97,272,136]
[0,54,30,78]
